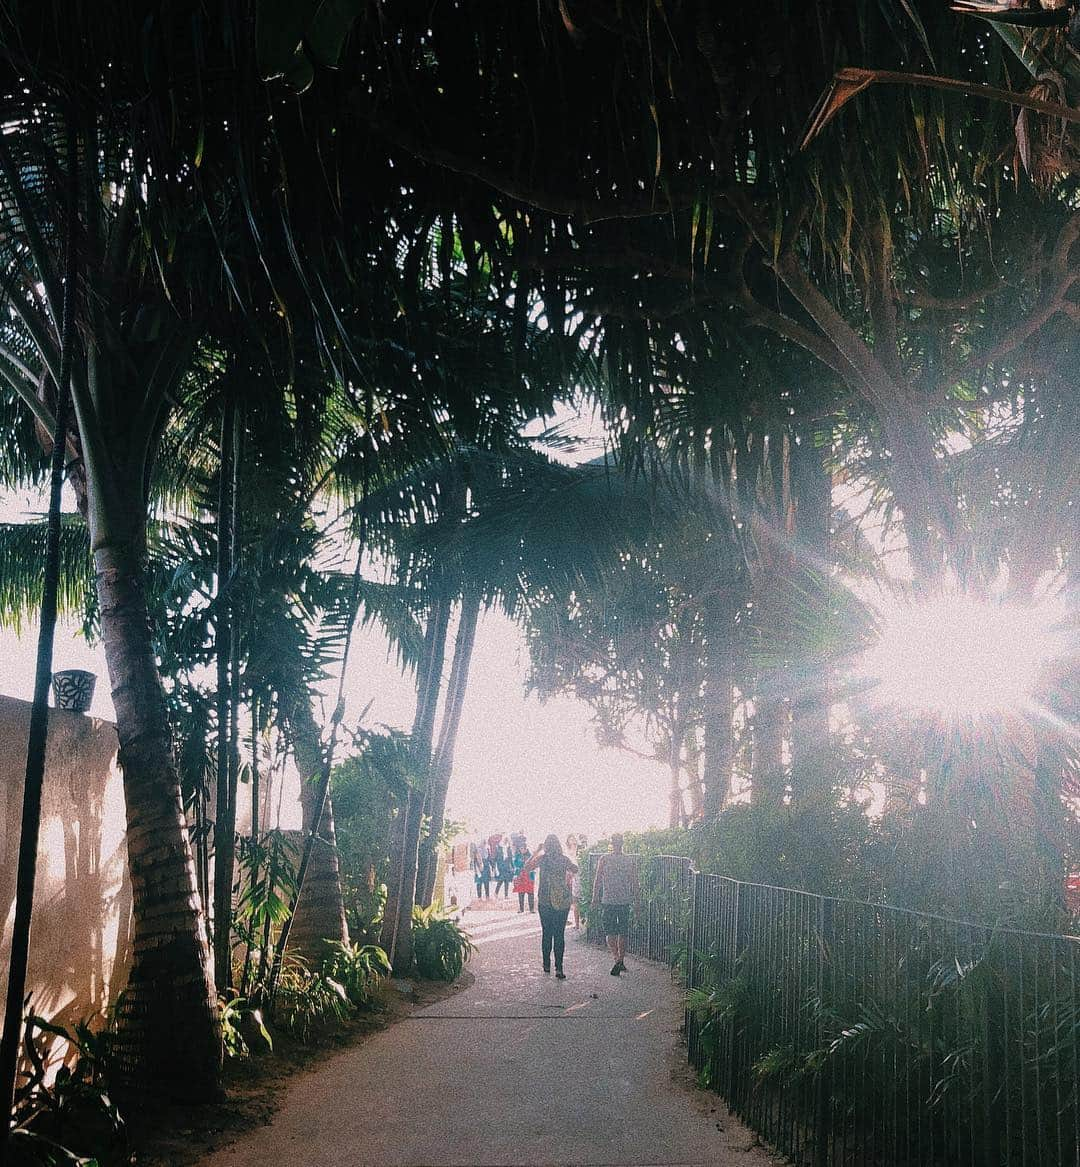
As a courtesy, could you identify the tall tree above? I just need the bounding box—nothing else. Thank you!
[417,588,481,907]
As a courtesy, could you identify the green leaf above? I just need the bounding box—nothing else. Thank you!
[256,0,317,81]
[307,0,365,68]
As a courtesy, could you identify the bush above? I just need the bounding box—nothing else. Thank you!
[331,732,421,940]
[582,802,884,903]
[10,1013,126,1167]
[321,940,391,1008]
[219,995,273,1060]
[411,906,473,982]
[273,955,352,1041]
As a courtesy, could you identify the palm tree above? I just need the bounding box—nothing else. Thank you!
[0,107,224,1095]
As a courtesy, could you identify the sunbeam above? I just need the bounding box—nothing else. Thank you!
[858,591,1068,719]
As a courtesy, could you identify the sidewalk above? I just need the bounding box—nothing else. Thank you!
[195,910,775,1166]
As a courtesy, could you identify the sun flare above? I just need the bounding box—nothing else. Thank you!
[859,592,1064,719]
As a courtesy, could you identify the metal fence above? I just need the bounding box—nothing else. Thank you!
[583,853,1080,1167]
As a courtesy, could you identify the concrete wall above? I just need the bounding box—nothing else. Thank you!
[0,694,132,1032]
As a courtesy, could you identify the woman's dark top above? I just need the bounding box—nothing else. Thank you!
[537,853,574,910]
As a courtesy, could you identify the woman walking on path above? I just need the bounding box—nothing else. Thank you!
[522,835,578,979]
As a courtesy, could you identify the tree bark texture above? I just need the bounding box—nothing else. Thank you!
[0,134,78,1138]
[212,397,237,991]
[668,759,684,829]
[752,690,787,809]
[418,591,480,907]
[789,432,833,806]
[667,711,686,829]
[287,697,349,959]
[97,543,222,1099]
[380,593,450,970]
[684,734,704,822]
[701,596,736,820]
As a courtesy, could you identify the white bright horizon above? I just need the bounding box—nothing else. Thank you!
[0,410,671,847]
[0,602,669,846]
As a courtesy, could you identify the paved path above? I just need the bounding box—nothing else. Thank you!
[197,909,774,1167]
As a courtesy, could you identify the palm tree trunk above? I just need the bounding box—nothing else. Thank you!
[418,590,480,907]
[752,688,787,809]
[668,760,684,829]
[286,696,349,959]
[97,536,222,1099]
[0,131,77,1138]
[239,701,260,997]
[789,430,833,806]
[212,396,237,991]
[702,595,736,819]
[667,714,685,829]
[685,733,704,821]
[380,592,450,969]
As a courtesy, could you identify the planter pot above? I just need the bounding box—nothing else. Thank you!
[52,669,97,713]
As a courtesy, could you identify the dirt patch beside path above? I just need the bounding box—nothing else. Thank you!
[131,971,474,1167]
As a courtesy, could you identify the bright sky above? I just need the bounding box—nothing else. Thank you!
[0,409,671,848]
[0,601,670,846]
[337,609,668,845]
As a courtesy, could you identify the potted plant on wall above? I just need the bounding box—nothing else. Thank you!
[51,669,96,713]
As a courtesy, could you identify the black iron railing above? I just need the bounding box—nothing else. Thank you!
[582,852,1080,1167]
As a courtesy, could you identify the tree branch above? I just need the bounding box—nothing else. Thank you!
[899,277,1006,312]
[0,354,54,434]
[730,237,849,377]
[951,212,1080,380]
[364,109,699,224]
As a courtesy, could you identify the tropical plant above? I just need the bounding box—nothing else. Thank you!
[687,951,751,1092]
[10,1013,125,1166]
[232,829,299,1001]
[410,907,473,983]
[331,733,419,941]
[218,996,273,1062]
[320,941,392,1010]
[272,957,351,1043]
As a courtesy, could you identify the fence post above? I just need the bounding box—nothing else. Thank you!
[686,869,700,1062]
[813,896,834,1167]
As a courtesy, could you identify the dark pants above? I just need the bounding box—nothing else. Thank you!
[517,891,535,912]
[495,878,510,897]
[538,903,570,971]
[475,874,490,898]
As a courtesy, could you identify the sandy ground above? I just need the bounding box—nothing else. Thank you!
[192,906,777,1167]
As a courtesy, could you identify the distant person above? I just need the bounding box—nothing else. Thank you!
[473,843,491,900]
[522,834,578,979]
[512,843,535,912]
[566,834,582,929]
[591,833,638,975]
[494,844,514,898]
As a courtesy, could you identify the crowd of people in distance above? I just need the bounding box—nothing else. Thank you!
[468,831,638,982]
[469,832,585,923]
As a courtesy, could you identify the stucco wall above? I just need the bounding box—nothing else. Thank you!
[0,693,132,1031]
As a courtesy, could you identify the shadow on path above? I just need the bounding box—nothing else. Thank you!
[195,909,776,1166]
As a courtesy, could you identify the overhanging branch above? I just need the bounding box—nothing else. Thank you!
[364,109,700,224]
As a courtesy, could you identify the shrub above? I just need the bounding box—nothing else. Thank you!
[273,955,351,1041]
[218,995,273,1060]
[10,1013,126,1167]
[582,801,884,903]
[411,906,473,982]
[321,940,391,1009]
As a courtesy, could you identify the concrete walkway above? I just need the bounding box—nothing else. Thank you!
[197,909,775,1167]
